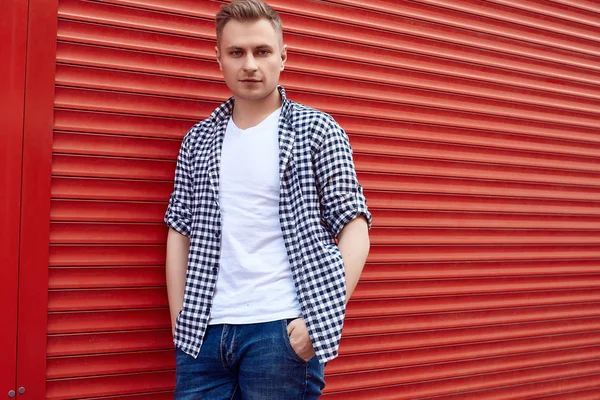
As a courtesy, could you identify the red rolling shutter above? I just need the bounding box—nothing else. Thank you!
[46,0,600,398]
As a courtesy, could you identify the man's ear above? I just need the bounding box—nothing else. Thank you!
[280,44,288,71]
[215,46,223,71]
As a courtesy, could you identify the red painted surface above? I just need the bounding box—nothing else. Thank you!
[16,0,58,398]
[4,0,598,398]
[0,0,28,396]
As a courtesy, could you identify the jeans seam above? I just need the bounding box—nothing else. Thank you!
[302,362,308,400]
[220,325,236,377]
[229,383,239,400]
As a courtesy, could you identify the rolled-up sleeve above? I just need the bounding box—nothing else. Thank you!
[165,134,193,237]
[314,120,372,238]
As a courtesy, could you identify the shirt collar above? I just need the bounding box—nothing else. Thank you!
[211,85,291,121]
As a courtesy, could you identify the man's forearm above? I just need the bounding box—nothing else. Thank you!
[166,228,190,335]
[337,216,370,304]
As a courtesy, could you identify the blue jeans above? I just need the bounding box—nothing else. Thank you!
[174,319,326,399]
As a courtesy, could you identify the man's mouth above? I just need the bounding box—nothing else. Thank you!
[241,79,261,82]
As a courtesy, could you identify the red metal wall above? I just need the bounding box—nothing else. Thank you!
[38,0,600,398]
[0,1,28,395]
[3,1,56,398]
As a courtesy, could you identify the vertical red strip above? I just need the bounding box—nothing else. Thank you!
[0,0,29,396]
[16,0,58,397]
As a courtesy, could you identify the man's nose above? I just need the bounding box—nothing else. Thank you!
[243,54,258,72]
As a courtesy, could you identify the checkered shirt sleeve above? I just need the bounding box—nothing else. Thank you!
[315,120,372,237]
[164,132,193,237]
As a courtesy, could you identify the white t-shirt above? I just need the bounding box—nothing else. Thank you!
[208,107,302,325]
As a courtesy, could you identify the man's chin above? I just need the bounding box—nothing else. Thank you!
[232,86,276,102]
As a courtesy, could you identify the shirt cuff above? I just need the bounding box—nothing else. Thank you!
[164,195,191,237]
[328,193,373,238]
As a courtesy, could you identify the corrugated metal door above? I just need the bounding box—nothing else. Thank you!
[46,0,600,399]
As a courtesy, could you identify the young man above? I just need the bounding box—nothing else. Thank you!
[165,0,371,398]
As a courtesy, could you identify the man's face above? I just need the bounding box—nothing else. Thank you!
[216,18,286,102]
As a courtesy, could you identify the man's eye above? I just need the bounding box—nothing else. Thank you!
[230,51,242,56]
[257,50,270,56]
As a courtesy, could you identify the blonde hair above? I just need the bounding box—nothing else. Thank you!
[216,0,283,45]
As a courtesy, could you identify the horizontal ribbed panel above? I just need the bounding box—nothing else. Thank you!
[49,225,600,244]
[47,0,600,398]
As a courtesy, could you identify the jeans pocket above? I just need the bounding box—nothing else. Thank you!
[282,319,309,365]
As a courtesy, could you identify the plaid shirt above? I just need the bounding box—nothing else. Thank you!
[165,86,372,363]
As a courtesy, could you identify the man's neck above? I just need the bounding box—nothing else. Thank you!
[232,88,282,130]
